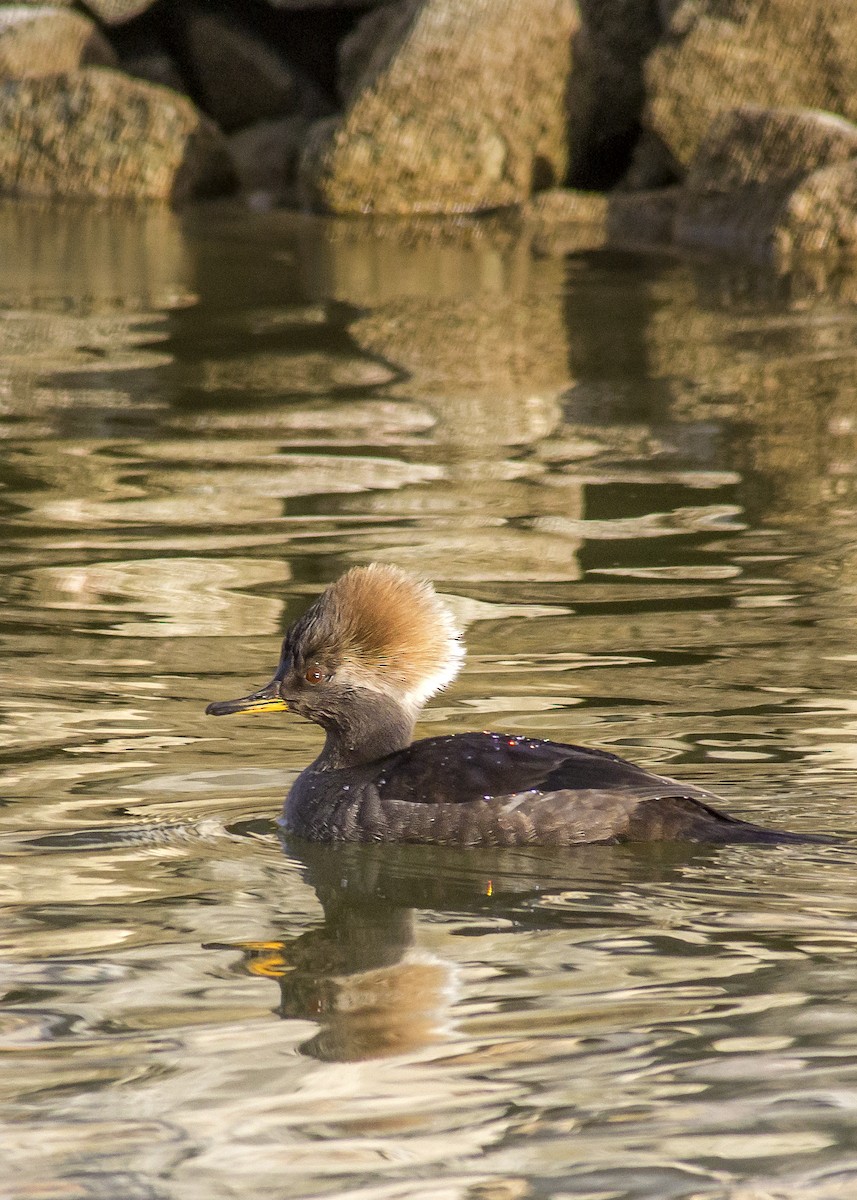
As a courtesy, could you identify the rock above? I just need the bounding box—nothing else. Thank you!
[182,7,324,133]
[0,6,116,76]
[523,187,608,254]
[617,128,681,191]
[0,69,235,204]
[523,185,679,254]
[775,160,857,257]
[299,0,579,214]
[607,187,679,246]
[267,0,390,6]
[80,0,157,23]
[675,107,857,258]
[566,0,663,188]
[122,51,187,95]
[684,107,857,194]
[645,0,857,170]
[337,3,403,105]
[228,115,310,207]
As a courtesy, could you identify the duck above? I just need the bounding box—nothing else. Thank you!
[206,563,826,847]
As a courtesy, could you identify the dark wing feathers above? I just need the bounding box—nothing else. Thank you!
[372,733,713,806]
[363,733,826,845]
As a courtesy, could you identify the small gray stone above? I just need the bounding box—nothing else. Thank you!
[228,114,310,206]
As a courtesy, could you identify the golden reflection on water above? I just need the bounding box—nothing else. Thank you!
[2,200,857,1200]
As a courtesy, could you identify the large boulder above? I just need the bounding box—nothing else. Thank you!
[0,69,235,203]
[675,107,857,258]
[300,0,579,214]
[0,6,116,77]
[645,0,857,171]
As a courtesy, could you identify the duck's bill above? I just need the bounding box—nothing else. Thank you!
[205,680,287,717]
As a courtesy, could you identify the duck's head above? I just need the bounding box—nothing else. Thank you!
[206,564,464,765]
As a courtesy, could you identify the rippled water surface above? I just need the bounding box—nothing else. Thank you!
[3,200,857,1200]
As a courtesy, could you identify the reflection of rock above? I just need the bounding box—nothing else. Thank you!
[190,349,395,395]
[0,6,116,76]
[524,188,609,255]
[0,69,234,203]
[645,0,857,170]
[0,200,191,313]
[296,211,528,308]
[342,254,585,582]
[26,448,443,530]
[174,398,434,443]
[524,186,679,254]
[642,261,857,521]
[351,290,571,410]
[299,0,578,214]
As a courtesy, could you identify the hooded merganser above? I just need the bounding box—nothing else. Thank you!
[206,564,823,847]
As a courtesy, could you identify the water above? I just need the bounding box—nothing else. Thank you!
[2,199,857,1200]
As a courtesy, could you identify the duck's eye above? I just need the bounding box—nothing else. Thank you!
[304,665,324,685]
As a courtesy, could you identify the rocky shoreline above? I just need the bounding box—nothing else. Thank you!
[1,0,856,262]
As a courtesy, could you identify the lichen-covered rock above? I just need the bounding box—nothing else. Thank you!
[675,107,857,258]
[684,107,857,194]
[300,0,579,215]
[646,0,857,172]
[775,160,857,257]
[0,6,116,77]
[0,69,235,204]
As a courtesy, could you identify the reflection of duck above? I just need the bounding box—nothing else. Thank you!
[207,564,831,846]
[205,837,715,1061]
[208,870,455,1062]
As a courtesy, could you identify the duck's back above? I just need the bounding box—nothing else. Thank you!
[281,732,806,847]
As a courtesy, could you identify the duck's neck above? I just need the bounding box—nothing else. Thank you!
[312,690,416,771]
